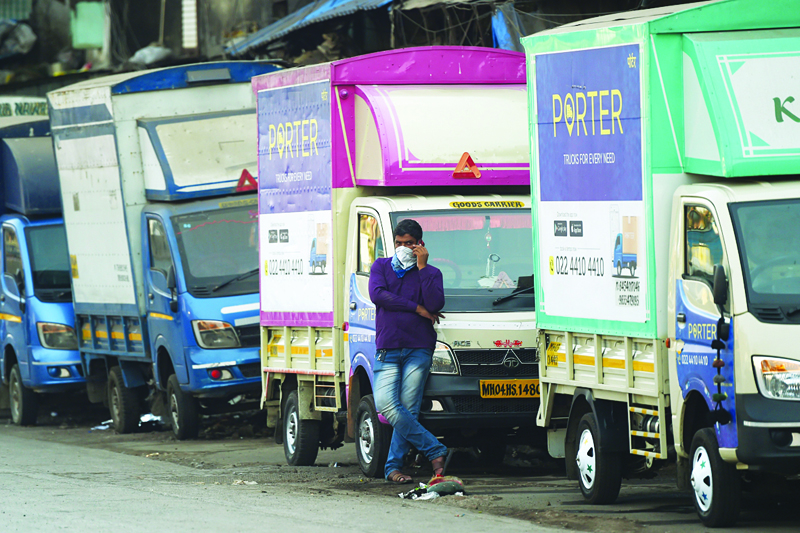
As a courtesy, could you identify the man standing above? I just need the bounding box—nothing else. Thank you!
[369,219,448,483]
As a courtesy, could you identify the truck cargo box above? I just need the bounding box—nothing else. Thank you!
[1,137,61,216]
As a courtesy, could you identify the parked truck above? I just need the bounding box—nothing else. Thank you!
[524,0,800,526]
[47,62,281,438]
[0,114,83,425]
[254,47,539,476]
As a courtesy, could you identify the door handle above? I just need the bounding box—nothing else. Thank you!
[349,302,356,310]
[677,313,686,323]
[0,294,4,302]
[148,293,154,301]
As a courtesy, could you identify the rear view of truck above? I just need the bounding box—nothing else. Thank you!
[255,47,541,476]
[48,62,280,437]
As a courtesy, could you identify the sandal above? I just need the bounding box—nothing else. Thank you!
[387,470,413,484]
[431,455,446,478]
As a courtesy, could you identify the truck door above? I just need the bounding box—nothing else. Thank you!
[348,211,386,372]
[1,225,28,379]
[145,216,187,383]
[675,203,736,447]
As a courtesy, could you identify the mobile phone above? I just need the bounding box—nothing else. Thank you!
[419,239,425,247]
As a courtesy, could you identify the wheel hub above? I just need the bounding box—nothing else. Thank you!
[691,445,713,512]
[286,411,299,454]
[170,392,180,432]
[358,414,375,462]
[576,428,596,489]
[10,372,20,422]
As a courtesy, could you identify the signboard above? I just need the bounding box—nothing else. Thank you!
[258,80,333,327]
[535,44,646,324]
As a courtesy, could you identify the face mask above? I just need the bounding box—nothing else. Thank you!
[394,246,416,269]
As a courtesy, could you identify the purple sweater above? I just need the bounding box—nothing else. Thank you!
[368,258,445,350]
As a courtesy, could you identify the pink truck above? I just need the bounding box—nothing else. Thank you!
[254,47,540,477]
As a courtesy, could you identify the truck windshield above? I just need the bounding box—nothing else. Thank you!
[391,209,534,312]
[730,198,800,321]
[25,224,72,303]
[171,203,258,298]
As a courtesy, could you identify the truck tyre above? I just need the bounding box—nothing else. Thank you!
[355,394,391,477]
[108,366,140,434]
[576,412,622,504]
[616,262,622,277]
[629,263,636,277]
[167,374,199,440]
[9,364,37,426]
[689,428,740,527]
[283,390,319,466]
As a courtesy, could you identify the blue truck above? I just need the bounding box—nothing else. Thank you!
[0,117,84,425]
[47,62,280,438]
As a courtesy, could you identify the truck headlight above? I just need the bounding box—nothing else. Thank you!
[754,356,800,401]
[431,342,458,375]
[192,320,240,349]
[37,323,78,350]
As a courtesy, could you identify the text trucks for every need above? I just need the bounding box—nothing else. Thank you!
[524,0,800,527]
[255,47,540,477]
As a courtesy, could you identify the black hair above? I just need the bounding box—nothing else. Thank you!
[393,219,423,242]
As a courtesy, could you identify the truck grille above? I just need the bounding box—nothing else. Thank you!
[235,325,260,348]
[454,348,539,377]
[239,362,261,378]
[452,396,538,414]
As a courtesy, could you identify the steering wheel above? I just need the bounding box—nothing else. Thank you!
[750,254,800,282]
[430,258,462,287]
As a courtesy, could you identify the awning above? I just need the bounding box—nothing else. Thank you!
[227,0,392,56]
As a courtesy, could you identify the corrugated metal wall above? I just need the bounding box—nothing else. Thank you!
[0,0,33,21]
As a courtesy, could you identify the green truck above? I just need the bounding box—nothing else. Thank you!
[524,0,800,526]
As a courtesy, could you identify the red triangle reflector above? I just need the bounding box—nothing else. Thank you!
[236,168,258,192]
[452,152,481,179]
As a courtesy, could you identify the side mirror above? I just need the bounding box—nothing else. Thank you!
[151,269,169,294]
[712,265,728,308]
[166,265,176,290]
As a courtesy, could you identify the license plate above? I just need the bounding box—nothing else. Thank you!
[480,379,540,399]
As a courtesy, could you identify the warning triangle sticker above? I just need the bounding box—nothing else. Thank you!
[236,168,258,192]
[452,152,481,179]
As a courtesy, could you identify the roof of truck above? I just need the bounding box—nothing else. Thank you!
[48,61,282,96]
[529,0,799,37]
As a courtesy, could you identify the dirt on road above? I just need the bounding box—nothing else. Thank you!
[3,395,800,533]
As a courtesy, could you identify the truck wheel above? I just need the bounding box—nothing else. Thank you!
[616,262,622,277]
[283,390,319,466]
[167,374,199,440]
[576,412,622,504]
[690,428,740,527]
[9,364,37,426]
[629,265,636,277]
[355,394,391,477]
[108,366,140,434]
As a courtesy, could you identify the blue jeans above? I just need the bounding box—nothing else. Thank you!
[373,347,448,479]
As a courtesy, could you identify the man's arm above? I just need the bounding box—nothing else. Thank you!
[418,267,445,313]
[368,260,418,312]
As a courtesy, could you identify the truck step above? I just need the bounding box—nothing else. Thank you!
[629,406,658,416]
[631,448,664,459]
[630,430,660,439]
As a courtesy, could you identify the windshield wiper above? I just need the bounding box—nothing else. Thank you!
[211,268,259,293]
[492,285,535,306]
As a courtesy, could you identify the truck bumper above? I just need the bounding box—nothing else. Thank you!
[419,374,539,433]
[184,345,262,399]
[29,346,85,393]
[736,393,800,472]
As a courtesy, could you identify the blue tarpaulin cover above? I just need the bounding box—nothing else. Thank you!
[227,0,392,56]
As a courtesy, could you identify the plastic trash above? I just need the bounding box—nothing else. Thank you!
[0,21,36,59]
[232,480,258,485]
[399,476,465,500]
[128,44,171,66]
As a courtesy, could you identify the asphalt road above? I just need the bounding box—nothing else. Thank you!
[2,402,800,532]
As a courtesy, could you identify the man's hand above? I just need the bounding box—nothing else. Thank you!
[413,244,429,269]
[416,304,445,324]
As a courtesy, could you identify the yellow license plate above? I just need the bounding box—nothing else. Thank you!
[480,379,540,398]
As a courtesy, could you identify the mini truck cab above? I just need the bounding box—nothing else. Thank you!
[0,118,82,425]
[47,61,280,438]
[254,47,540,477]
[524,0,800,527]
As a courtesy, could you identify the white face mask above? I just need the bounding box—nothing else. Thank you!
[395,246,416,269]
